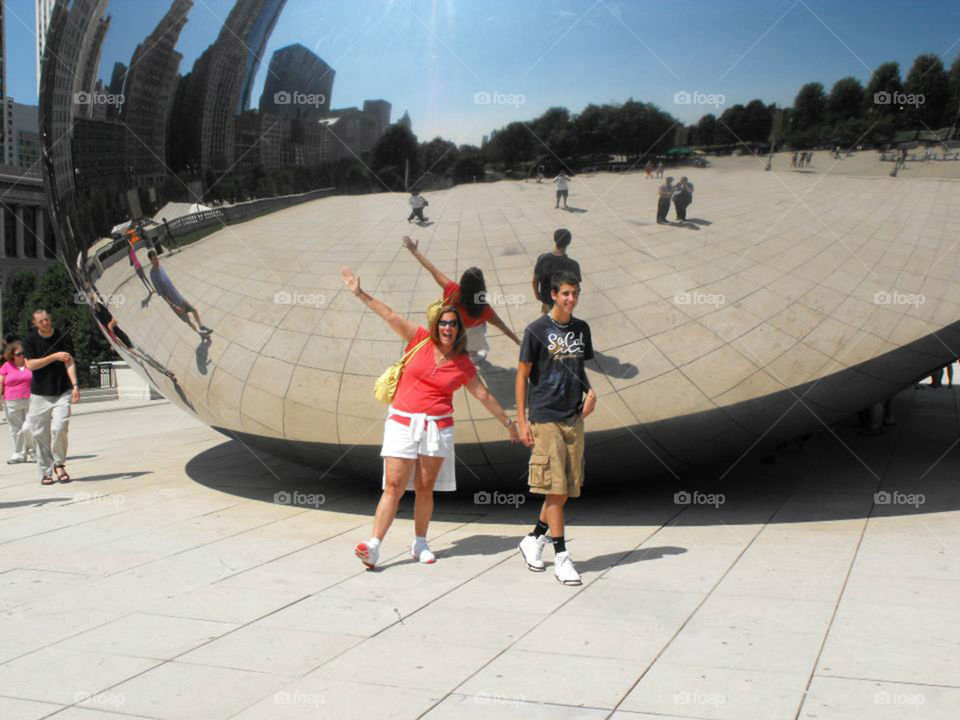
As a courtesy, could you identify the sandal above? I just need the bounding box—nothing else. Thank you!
[54,466,72,483]
[41,476,55,485]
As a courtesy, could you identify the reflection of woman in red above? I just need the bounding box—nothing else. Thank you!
[127,229,154,293]
[341,266,520,570]
[401,235,520,362]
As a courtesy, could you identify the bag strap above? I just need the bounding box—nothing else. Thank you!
[398,337,431,367]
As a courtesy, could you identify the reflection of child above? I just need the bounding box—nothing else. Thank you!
[407,191,428,223]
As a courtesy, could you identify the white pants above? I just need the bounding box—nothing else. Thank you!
[4,398,33,460]
[381,407,457,491]
[465,323,489,358]
[27,392,72,480]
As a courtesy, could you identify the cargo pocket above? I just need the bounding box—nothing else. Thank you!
[528,454,551,489]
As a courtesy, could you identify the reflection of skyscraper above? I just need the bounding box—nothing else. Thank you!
[363,99,391,136]
[39,0,110,200]
[259,43,333,116]
[77,14,111,119]
[175,0,286,175]
[121,0,192,189]
[35,0,57,94]
[398,110,412,131]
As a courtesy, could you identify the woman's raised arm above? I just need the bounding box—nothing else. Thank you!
[341,266,418,343]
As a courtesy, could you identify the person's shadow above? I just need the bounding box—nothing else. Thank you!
[676,221,701,230]
[574,545,687,573]
[591,352,638,380]
[685,218,711,226]
[196,336,212,374]
[564,206,588,213]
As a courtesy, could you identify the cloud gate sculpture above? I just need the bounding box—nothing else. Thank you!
[41,0,960,483]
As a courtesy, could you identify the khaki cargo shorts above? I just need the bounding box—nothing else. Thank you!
[527,415,585,497]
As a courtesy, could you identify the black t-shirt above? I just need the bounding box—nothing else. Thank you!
[533,252,581,307]
[21,328,74,397]
[520,314,593,422]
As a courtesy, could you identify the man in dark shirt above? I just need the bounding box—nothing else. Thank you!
[22,309,79,485]
[516,270,597,586]
[532,228,581,314]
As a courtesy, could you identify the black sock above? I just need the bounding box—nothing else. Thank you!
[553,536,566,554]
[530,520,548,538]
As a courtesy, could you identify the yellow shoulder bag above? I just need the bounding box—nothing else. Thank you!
[374,337,432,404]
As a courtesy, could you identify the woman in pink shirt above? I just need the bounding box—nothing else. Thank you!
[341,265,520,569]
[0,340,35,463]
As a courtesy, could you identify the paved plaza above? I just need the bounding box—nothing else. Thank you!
[0,381,959,719]
[3,155,960,719]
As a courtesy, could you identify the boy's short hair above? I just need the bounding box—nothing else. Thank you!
[550,270,580,294]
[553,228,572,249]
[147,250,158,260]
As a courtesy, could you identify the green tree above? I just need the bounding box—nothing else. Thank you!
[949,55,960,138]
[371,124,419,188]
[419,137,459,175]
[864,61,904,120]
[905,53,951,130]
[696,113,718,146]
[792,82,826,133]
[828,76,866,123]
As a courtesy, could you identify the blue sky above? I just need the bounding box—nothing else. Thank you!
[5,0,960,145]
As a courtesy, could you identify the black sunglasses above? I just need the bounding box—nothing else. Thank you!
[438,319,459,328]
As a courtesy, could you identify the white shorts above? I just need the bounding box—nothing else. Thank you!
[380,417,454,459]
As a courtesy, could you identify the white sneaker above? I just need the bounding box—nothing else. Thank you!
[411,537,436,564]
[518,534,548,572]
[554,551,582,586]
[355,540,379,570]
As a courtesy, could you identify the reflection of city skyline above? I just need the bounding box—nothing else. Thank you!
[34,0,408,250]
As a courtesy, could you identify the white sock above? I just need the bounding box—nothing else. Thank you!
[414,536,427,547]
[367,538,381,549]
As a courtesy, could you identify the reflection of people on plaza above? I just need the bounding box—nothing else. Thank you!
[341,266,520,570]
[401,235,521,362]
[673,176,694,222]
[553,171,571,209]
[532,229,581,315]
[1,340,35,464]
[656,176,675,224]
[127,235,153,293]
[22,310,79,485]
[87,290,177,382]
[147,251,211,338]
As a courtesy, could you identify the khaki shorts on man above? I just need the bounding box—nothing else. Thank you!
[528,415,584,497]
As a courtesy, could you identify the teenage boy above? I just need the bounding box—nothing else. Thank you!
[516,270,597,585]
[553,171,571,209]
[532,229,581,314]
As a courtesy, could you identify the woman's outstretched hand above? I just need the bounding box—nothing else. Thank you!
[401,235,418,253]
[341,266,361,296]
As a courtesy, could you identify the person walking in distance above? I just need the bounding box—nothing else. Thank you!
[341,267,519,569]
[22,310,80,485]
[147,251,211,337]
[0,340,35,464]
[655,159,664,178]
[656,176,675,224]
[553,171,571,209]
[516,270,597,585]
[532,229,582,315]
[407,190,429,224]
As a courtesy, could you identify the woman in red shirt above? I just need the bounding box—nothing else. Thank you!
[401,235,521,361]
[341,266,520,569]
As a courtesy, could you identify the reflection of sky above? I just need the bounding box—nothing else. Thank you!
[5,0,960,146]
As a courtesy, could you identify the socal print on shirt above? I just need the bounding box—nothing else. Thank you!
[520,314,593,423]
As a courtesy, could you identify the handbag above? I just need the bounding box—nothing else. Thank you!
[374,337,432,404]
